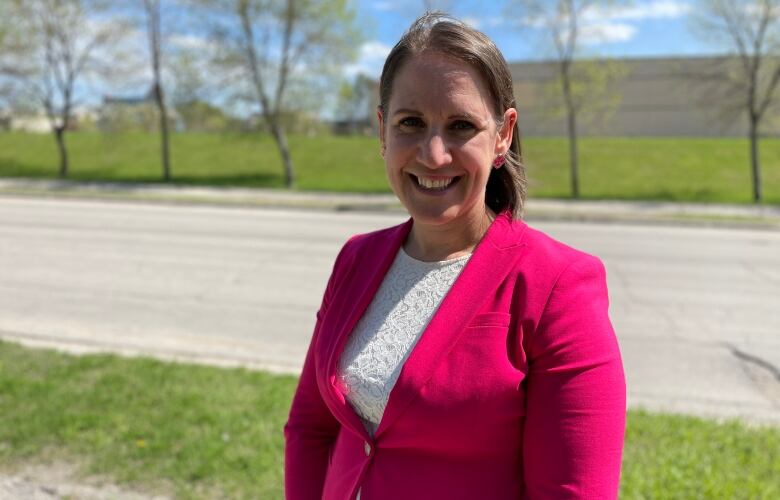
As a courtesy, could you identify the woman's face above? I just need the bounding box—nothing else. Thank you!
[379,52,515,230]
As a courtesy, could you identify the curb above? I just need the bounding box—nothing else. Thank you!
[1,178,779,229]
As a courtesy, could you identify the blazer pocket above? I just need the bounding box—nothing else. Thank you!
[466,312,511,328]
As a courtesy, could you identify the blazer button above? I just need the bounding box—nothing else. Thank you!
[364,441,371,456]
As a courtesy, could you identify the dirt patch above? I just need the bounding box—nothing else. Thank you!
[0,461,171,500]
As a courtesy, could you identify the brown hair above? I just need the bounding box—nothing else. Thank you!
[379,12,526,218]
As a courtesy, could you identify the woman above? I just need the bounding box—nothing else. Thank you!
[285,13,625,500]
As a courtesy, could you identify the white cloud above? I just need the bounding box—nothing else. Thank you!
[342,40,392,79]
[342,40,392,77]
[361,40,393,60]
[585,0,692,22]
[169,34,213,51]
[482,16,507,28]
[523,1,691,48]
[580,22,637,45]
[373,1,399,11]
[462,16,482,29]
[579,1,691,45]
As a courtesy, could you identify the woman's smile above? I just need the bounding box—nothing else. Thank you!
[410,173,462,193]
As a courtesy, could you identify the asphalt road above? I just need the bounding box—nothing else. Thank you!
[1,195,779,424]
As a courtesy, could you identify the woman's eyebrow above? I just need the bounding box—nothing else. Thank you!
[392,108,423,117]
[391,109,485,123]
[449,112,480,121]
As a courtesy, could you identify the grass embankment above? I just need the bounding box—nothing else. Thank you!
[1,132,779,203]
[1,341,778,499]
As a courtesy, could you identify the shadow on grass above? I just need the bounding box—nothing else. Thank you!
[0,171,285,190]
[0,161,58,178]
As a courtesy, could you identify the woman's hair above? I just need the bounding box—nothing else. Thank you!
[379,12,526,218]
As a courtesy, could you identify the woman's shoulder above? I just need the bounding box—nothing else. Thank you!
[512,219,605,277]
[333,218,412,265]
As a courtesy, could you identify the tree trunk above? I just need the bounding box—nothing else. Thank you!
[748,118,762,203]
[154,82,171,181]
[270,121,294,188]
[54,127,68,177]
[561,64,579,199]
[567,106,579,199]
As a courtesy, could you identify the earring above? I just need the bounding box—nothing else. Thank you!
[380,145,386,158]
[492,155,505,169]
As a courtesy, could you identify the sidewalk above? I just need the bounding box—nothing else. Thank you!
[1,177,779,228]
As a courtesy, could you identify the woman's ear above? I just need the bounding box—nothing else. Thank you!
[495,108,517,155]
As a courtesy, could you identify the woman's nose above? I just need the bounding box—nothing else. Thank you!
[418,132,451,168]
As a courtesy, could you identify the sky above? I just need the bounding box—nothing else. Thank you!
[346,0,727,80]
[1,0,734,116]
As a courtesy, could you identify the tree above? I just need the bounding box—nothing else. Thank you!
[510,0,627,198]
[169,51,209,111]
[690,0,780,203]
[336,73,375,134]
[538,58,627,137]
[141,0,172,181]
[0,0,127,177]
[0,5,9,55]
[0,4,15,106]
[192,0,361,188]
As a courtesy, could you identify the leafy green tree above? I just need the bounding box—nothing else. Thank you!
[190,0,361,187]
[538,58,627,137]
[176,100,240,132]
[337,73,375,134]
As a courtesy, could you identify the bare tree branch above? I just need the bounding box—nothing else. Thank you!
[190,0,361,188]
[510,0,628,198]
[691,0,780,202]
[1,0,129,176]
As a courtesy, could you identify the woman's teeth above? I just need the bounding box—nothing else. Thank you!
[416,176,454,190]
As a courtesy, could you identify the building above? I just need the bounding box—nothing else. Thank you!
[0,107,97,133]
[98,90,157,132]
[510,55,780,137]
[331,75,381,135]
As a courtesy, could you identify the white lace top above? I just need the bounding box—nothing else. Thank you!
[337,247,471,436]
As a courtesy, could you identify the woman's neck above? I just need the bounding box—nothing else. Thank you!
[404,209,496,262]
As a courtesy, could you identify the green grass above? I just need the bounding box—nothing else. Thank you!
[622,411,780,499]
[0,132,390,193]
[1,341,779,498]
[0,340,298,499]
[523,137,780,204]
[0,132,779,203]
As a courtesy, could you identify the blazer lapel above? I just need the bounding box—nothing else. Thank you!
[375,212,527,438]
[320,218,413,437]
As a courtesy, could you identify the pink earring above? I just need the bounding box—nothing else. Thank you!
[492,155,505,169]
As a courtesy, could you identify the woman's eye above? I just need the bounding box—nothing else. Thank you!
[399,117,423,128]
[451,120,475,131]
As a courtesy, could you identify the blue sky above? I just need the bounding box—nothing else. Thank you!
[347,0,726,79]
[3,0,729,115]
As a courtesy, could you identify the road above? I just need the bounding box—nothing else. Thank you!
[1,195,779,424]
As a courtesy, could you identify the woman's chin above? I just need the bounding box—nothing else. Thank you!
[404,205,464,226]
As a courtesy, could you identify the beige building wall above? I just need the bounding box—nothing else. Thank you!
[510,56,780,137]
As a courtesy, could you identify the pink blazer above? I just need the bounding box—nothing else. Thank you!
[284,212,626,500]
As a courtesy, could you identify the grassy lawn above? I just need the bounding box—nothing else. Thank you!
[0,132,779,204]
[1,341,779,499]
[0,341,298,499]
